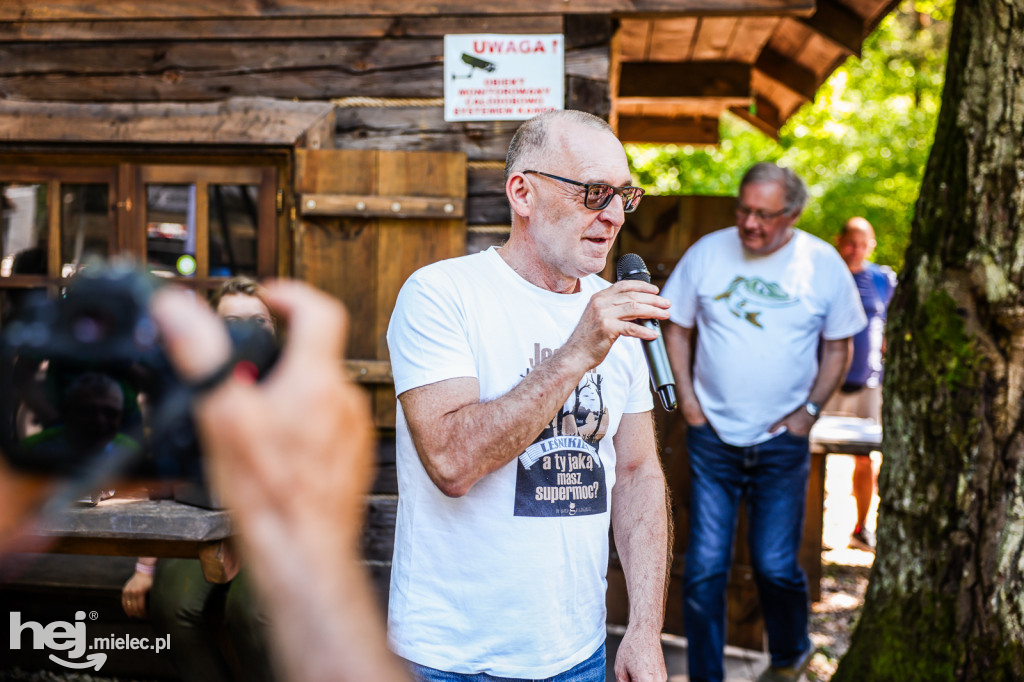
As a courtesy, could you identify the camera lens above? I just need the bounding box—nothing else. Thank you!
[72,315,106,344]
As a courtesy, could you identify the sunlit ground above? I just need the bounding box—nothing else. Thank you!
[808,453,878,681]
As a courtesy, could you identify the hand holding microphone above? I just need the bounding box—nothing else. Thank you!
[616,253,678,411]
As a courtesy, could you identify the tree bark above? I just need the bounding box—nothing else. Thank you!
[834,1,1024,680]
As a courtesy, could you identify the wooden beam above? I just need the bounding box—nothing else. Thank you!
[616,114,719,144]
[755,46,818,102]
[0,34,599,104]
[751,71,811,110]
[729,96,783,139]
[863,0,903,37]
[799,0,865,56]
[1,1,817,21]
[0,16,565,41]
[346,360,394,384]
[333,106,518,162]
[0,39,448,101]
[0,98,335,145]
[618,61,751,99]
[616,96,751,111]
[298,193,465,220]
[644,17,700,61]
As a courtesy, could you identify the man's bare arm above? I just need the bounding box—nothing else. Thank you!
[401,280,669,498]
[771,337,852,437]
[610,411,670,682]
[663,322,705,426]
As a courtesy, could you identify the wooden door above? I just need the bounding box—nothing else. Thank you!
[293,149,467,431]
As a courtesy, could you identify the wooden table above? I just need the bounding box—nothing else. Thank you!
[12,496,235,582]
[810,415,883,456]
[800,415,883,600]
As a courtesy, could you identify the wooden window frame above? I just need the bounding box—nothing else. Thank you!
[0,151,287,296]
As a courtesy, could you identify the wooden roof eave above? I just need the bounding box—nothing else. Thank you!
[0,0,817,21]
[0,97,336,148]
[612,0,905,143]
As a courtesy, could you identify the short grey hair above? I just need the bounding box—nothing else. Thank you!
[739,162,809,215]
[504,110,614,181]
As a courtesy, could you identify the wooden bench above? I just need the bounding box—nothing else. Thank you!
[1,496,234,678]
[8,496,235,582]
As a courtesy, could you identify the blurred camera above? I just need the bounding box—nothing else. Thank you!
[0,262,278,481]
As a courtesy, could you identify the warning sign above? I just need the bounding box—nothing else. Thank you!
[443,34,564,122]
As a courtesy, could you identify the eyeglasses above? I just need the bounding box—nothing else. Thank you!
[523,170,645,213]
[735,203,790,223]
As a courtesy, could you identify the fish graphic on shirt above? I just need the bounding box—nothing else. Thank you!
[713,276,798,329]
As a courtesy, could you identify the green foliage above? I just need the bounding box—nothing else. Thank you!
[627,0,953,270]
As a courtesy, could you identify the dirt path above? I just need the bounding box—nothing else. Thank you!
[806,453,877,681]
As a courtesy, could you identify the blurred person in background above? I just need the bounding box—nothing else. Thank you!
[661,163,866,682]
[122,276,277,682]
[825,217,896,552]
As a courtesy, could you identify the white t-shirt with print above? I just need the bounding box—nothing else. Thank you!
[386,246,653,678]
[662,227,866,446]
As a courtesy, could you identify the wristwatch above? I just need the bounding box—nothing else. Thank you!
[804,401,822,418]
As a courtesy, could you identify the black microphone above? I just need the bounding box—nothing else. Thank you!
[616,253,678,411]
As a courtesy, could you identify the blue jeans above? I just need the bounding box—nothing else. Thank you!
[407,643,605,682]
[683,424,812,682]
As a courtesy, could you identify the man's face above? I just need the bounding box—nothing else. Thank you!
[523,124,632,284]
[736,181,798,255]
[837,228,875,271]
[216,294,275,337]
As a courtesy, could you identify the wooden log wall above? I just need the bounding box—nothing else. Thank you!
[327,15,614,242]
[0,13,609,229]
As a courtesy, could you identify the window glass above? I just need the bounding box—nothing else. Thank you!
[209,184,259,277]
[60,184,110,277]
[145,184,195,278]
[1,183,48,277]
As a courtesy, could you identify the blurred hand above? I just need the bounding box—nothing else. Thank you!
[680,398,707,427]
[121,569,153,618]
[150,281,401,682]
[151,281,375,560]
[770,406,817,438]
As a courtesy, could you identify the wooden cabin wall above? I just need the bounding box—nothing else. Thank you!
[0,12,610,237]
[329,15,613,248]
[0,10,612,413]
[0,8,619,630]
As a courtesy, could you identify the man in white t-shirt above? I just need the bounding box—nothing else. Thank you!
[386,110,671,682]
[661,163,866,682]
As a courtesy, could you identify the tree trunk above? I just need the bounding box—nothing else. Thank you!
[833,1,1024,680]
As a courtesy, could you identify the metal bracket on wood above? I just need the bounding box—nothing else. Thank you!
[298,194,465,220]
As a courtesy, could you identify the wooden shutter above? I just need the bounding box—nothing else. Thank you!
[293,149,467,430]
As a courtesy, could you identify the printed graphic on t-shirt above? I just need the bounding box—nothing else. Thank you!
[713,275,798,329]
[514,343,608,517]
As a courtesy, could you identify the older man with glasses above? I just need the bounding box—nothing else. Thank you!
[660,162,866,682]
[386,110,671,682]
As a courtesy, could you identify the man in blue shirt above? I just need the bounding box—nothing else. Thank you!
[826,217,897,552]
